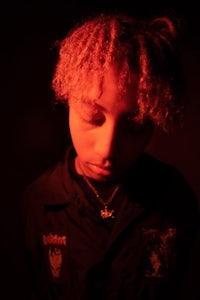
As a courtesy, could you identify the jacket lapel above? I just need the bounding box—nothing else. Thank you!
[106,191,147,252]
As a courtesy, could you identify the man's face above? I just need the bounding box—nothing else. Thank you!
[69,65,154,181]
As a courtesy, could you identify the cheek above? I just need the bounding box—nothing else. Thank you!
[69,109,83,149]
[69,109,93,155]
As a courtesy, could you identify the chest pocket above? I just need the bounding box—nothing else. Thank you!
[142,227,177,278]
[113,226,177,280]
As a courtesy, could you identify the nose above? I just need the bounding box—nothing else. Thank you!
[94,121,119,161]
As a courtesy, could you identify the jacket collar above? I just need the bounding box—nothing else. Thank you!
[43,145,76,206]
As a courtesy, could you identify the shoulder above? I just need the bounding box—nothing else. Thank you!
[21,147,74,209]
[135,152,193,192]
[129,153,199,218]
[22,160,64,199]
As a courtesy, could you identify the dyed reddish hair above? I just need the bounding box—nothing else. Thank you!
[52,13,184,131]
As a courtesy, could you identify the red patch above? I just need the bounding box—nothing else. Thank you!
[42,233,67,246]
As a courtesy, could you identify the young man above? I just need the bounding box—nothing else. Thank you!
[21,12,199,300]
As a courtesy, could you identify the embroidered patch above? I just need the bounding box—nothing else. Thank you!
[48,247,62,278]
[42,233,67,246]
[42,233,67,278]
[143,228,176,278]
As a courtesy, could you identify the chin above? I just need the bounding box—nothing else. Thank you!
[90,170,122,182]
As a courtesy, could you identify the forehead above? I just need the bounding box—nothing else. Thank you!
[103,65,137,96]
[84,65,139,111]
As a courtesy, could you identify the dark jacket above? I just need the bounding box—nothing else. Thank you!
[21,146,200,300]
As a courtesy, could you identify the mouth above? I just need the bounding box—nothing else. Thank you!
[76,156,119,181]
[88,163,115,177]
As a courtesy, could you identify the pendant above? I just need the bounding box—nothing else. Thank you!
[100,206,115,219]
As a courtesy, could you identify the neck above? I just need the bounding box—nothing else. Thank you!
[75,157,120,209]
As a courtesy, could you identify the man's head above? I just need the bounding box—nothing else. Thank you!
[51,12,184,180]
[52,12,184,130]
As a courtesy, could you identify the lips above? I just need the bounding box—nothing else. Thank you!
[93,163,112,170]
[88,163,115,177]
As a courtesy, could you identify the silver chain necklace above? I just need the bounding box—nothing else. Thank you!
[76,159,120,219]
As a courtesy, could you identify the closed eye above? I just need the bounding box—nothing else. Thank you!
[80,104,105,126]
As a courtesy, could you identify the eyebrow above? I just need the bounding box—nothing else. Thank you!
[82,99,106,112]
[82,99,139,117]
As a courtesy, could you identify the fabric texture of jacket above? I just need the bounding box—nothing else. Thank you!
[21,145,200,300]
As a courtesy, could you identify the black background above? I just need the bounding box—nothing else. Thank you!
[1,1,200,298]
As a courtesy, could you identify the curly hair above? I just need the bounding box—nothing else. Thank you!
[52,13,185,131]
